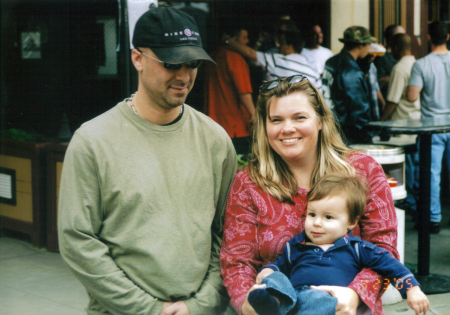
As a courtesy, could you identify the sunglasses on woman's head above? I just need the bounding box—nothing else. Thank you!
[259,75,308,92]
[136,48,203,71]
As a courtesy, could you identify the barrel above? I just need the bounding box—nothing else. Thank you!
[350,144,406,200]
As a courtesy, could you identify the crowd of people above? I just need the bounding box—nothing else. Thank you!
[57,6,447,315]
[205,17,449,235]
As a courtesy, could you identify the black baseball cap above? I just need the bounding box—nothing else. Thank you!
[132,7,215,64]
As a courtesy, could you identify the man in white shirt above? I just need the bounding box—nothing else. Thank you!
[301,25,333,76]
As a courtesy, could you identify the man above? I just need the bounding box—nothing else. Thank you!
[322,26,376,145]
[381,33,420,122]
[407,20,450,234]
[225,20,322,89]
[58,7,237,315]
[382,33,420,213]
[204,26,255,155]
[374,24,406,99]
[301,24,334,76]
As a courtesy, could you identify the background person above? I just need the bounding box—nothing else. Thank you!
[374,24,406,100]
[381,33,421,215]
[322,26,377,145]
[224,20,322,89]
[301,24,334,76]
[220,76,399,315]
[407,20,450,234]
[58,7,237,315]
[204,25,255,155]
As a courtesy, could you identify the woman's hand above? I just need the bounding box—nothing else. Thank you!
[241,284,267,315]
[311,285,361,315]
[256,268,274,284]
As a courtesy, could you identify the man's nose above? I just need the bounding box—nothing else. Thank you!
[174,65,192,82]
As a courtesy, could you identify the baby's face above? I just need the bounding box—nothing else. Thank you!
[305,193,356,245]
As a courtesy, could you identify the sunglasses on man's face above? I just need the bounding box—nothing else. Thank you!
[136,49,203,71]
[259,75,308,92]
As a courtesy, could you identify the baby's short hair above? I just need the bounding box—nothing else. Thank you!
[307,173,369,223]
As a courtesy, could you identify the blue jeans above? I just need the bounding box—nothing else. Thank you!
[426,133,450,222]
[261,272,337,315]
[403,149,419,210]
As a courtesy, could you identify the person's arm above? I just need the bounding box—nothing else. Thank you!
[407,61,423,103]
[407,86,422,102]
[227,37,258,61]
[377,90,386,113]
[58,133,165,314]
[358,242,429,315]
[380,101,397,121]
[347,154,400,312]
[382,66,404,121]
[184,139,238,314]
[239,93,255,117]
[220,172,264,315]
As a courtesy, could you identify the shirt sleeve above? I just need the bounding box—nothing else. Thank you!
[256,51,268,68]
[347,153,400,313]
[358,241,420,299]
[386,66,405,104]
[408,61,423,88]
[227,52,253,95]
[220,171,263,315]
[58,133,165,315]
[184,138,238,314]
[264,241,294,276]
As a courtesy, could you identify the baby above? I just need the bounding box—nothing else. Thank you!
[248,173,429,315]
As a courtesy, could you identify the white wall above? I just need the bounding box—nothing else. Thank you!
[330,0,371,54]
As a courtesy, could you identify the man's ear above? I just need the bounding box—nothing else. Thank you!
[131,49,143,71]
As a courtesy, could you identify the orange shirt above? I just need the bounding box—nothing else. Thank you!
[204,47,253,138]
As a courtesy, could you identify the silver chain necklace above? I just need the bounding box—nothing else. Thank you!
[127,92,138,115]
[126,92,184,116]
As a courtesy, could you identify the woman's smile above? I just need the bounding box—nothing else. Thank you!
[266,92,322,164]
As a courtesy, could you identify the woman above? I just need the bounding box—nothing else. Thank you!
[220,76,398,315]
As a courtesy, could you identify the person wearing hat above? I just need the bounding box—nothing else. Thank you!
[58,6,237,315]
[322,26,377,145]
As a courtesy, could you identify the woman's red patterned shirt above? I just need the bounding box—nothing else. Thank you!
[220,153,399,315]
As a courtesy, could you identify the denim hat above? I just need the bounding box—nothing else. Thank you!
[339,26,377,44]
[132,7,214,64]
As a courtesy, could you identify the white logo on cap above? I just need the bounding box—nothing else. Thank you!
[184,29,192,36]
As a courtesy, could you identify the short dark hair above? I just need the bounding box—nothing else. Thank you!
[276,20,303,53]
[428,20,448,46]
[307,173,369,224]
[391,33,411,52]
[223,25,247,39]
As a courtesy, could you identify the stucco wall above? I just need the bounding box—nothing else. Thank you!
[330,0,370,54]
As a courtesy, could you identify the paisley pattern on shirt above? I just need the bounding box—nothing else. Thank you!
[220,153,399,315]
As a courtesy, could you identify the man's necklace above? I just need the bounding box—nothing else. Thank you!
[126,92,183,115]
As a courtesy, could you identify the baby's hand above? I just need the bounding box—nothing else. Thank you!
[256,268,274,284]
[406,286,430,315]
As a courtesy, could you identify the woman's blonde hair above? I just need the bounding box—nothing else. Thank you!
[248,78,355,204]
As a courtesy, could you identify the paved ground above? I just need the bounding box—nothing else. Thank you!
[0,202,449,314]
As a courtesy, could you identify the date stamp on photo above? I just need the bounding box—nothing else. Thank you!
[360,278,414,290]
